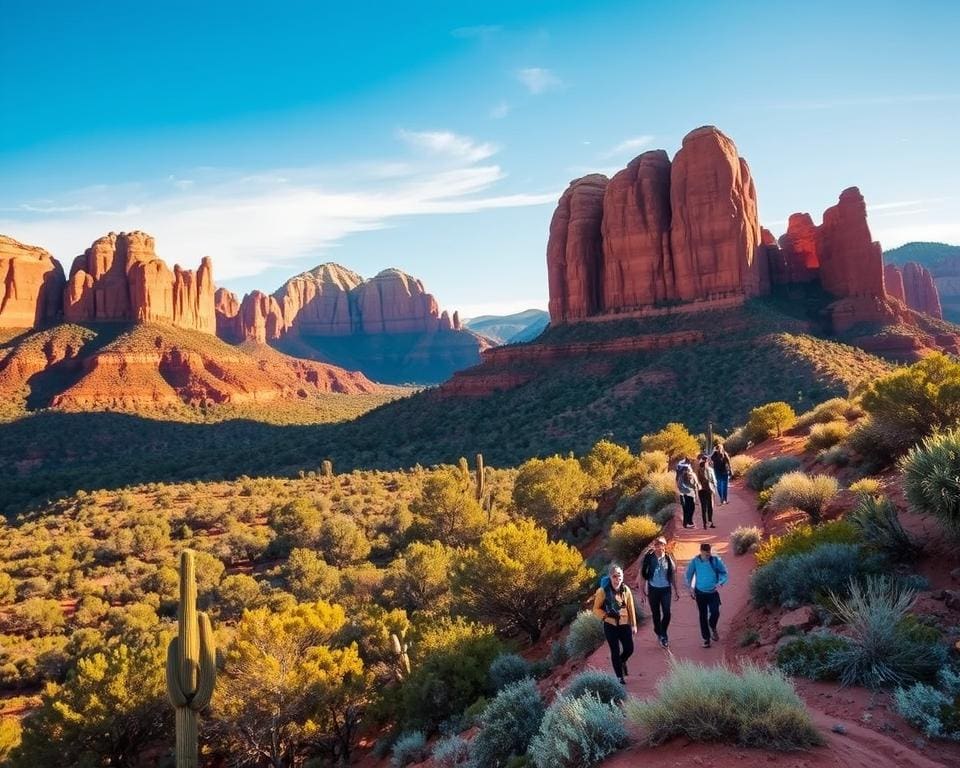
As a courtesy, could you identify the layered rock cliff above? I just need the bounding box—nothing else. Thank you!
[0,236,65,328]
[901,262,944,319]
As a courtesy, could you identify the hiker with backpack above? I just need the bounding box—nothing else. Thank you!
[639,536,679,648]
[711,442,732,505]
[592,563,637,684]
[676,458,701,529]
[685,542,729,648]
[696,453,718,529]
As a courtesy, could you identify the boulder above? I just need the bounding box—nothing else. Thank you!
[0,235,65,327]
[778,606,818,632]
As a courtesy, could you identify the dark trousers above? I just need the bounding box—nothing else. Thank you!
[602,621,634,679]
[698,489,714,526]
[695,589,721,641]
[680,494,696,526]
[647,586,672,639]
[716,473,729,503]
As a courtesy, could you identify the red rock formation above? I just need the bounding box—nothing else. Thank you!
[884,264,906,303]
[62,232,216,333]
[818,188,885,299]
[670,127,762,301]
[214,288,242,343]
[239,290,286,344]
[901,262,943,319]
[274,263,362,336]
[546,174,608,322]
[600,150,673,310]
[0,235,65,327]
[353,268,446,334]
[774,214,820,284]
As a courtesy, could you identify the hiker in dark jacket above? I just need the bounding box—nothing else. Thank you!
[592,563,637,684]
[685,542,729,648]
[638,536,679,648]
[711,443,732,505]
[676,459,700,529]
[696,454,718,529]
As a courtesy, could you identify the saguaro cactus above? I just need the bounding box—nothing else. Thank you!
[475,453,485,502]
[166,549,217,768]
[390,631,411,681]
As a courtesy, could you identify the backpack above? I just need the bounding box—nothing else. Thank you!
[641,550,674,583]
[599,575,627,619]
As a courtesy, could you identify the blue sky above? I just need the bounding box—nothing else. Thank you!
[2,0,958,317]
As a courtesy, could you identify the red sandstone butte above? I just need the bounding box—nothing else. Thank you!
[818,188,885,299]
[238,290,286,344]
[352,268,448,334]
[901,262,944,319]
[884,264,907,303]
[600,150,674,310]
[774,213,821,284]
[214,287,242,343]
[0,235,65,328]
[546,174,608,322]
[274,263,362,336]
[670,126,762,301]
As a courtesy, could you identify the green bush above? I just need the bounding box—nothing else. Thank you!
[432,734,471,767]
[489,653,532,692]
[565,611,605,659]
[471,678,545,768]
[750,543,866,607]
[562,670,626,705]
[529,693,628,768]
[391,731,428,768]
[827,576,947,689]
[806,421,850,452]
[730,526,762,556]
[795,397,860,430]
[745,456,801,491]
[746,402,797,441]
[847,494,921,563]
[607,516,660,564]
[638,471,676,516]
[729,454,757,478]
[817,444,850,467]
[513,456,596,532]
[848,478,881,496]
[639,423,699,461]
[755,519,860,566]
[776,633,850,680]
[895,667,960,741]
[723,427,750,455]
[902,428,960,534]
[624,660,822,750]
[768,472,839,523]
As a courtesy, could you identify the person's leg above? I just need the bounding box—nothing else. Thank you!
[603,621,624,679]
[717,474,729,503]
[660,587,672,641]
[709,592,721,640]
[698,490,709,527]
[705,492,714,526]
[683,495,694,526]
[648,588,663,637]
[695,590,710,642]
[619,624,634,672]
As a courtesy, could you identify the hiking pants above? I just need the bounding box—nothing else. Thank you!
[716,473,729,503]
[680,494,696,526]
[602,622,633,679]
[698,489,714,527]
[695,589,721,641]
[647,586,672,639]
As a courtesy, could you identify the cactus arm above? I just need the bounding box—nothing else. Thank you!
[191,611,217,711]
[166,637,189,707]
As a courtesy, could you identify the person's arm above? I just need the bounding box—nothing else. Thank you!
[592,588,607,621]
[627,589,638,633]
[685,559,696,595]
[716,557,729,587]
[637,555,647,603]
[670,556,680,598]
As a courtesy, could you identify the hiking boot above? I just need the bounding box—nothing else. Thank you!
[702,639,711,648]
[659,635,669,649]
[618,676,626,685]
[709,523,716,528]
[711,629,720,642]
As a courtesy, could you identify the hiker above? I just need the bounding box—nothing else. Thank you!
[639,536,679,648]
[711,442,732,505]
[592,563,637,684]
[676,459,700,529]
[696,453,718,529]
[685,542,729,648]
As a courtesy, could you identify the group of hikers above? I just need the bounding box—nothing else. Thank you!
[591,442,732,685]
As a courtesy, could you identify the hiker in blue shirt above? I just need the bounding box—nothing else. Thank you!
[685,542,729,648]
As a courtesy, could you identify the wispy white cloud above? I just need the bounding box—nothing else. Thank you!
[490,101,510,119]
[398,129,498,163]
[601,135,655,159]
[516,67,561,94]
[771,94,960,111]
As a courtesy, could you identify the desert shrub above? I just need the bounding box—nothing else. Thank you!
[730,526,762,556]
[638,450,669,475]
[639,423,699,461]
[471,678,545,768]
[746,402,797,441]
[729,454,757,478]
[638,471,676,515]
[757,487,773,510]
[776,633,850,680]
[548,641,568,667]
[624,660,821,750]
[795,397,861,430]
[607,516,660,564]
[580,440,646,495]
[723,427,750,455]
[750,543,866,607]
[489,653,532,692]
[848,478,881,496]
[768,472,839,523]
[562,670,626,705]
[817,444,850,467]
[902,428,960,534]
[827,576,947,688]
[528,694,628,768]
[806,421,850,452]
[745,456,801,491]
[650,503,676,527]
[432,734,471,767]
[411,467,487,547]
[895,667,960,741]
[755,520,860,566]
[513,456,596,532]
[565,611,605,659]
[391,731,428,768]
[847,495,921,563]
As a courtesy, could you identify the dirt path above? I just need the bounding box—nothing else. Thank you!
[587,479,954,768]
